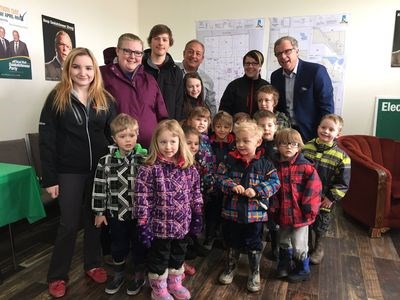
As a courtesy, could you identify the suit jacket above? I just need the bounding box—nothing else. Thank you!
[9,40,29,57]
[45,57,62,81]
[271,59,334,143]
[0,38,10,58]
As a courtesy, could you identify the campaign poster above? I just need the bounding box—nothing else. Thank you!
[391,10,400,67]
[42,15,75,81]
[0,4,32,79]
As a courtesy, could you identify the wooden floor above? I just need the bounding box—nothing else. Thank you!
[1,204,400,300]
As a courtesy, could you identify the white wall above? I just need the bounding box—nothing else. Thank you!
[0,0,139,140]
[137,0,400,136]
[1,0,399,140]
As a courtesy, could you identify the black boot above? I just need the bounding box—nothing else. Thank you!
[277,248,292,278]
[266,229,280,261]
[247,250,261,292]
[105,260,125,294]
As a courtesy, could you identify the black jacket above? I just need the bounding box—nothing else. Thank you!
[39,90,116,187]
[142,49,184,120]
[219,75,269,116]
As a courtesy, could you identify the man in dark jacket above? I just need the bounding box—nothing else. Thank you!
[142,24,184,121]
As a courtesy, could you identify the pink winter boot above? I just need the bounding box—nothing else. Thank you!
[167,266,191,300]
[148,270,174,300]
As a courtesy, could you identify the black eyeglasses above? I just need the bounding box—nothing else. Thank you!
[120,48,143,57]
[279,142,299,148]
[274,48,295,57]
[243,62,259,67]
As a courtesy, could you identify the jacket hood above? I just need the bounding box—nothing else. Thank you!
[108,143,148,158]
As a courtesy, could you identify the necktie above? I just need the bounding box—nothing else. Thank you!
[1,39,5,51]
[14,42,17,54]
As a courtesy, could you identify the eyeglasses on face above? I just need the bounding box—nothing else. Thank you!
[243,62,259,67]
[120,47,143,57]
[279,142,299,148]
[274,48,295,57]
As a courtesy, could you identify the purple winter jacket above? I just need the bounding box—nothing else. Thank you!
[133,158,203,239]
[100,63,168,148]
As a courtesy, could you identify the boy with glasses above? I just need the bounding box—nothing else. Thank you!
[270,128,322,283]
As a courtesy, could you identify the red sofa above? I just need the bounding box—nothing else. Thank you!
[337,135,400,237]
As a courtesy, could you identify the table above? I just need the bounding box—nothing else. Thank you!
[0,163,46,269]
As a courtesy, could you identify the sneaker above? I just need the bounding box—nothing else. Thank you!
[183,262,196,276]
[105,276,124,295]
[126,278,145,296]
[86,267,107,283]
[48,280,66,298]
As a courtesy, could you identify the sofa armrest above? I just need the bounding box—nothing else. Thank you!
[342,153,391,229]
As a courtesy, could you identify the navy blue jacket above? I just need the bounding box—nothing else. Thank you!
[271,59,334,143]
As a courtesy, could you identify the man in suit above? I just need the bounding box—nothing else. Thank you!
[271,36,334,143]
[45,30,72,81]
[9,30,29,57]
[0,26,10,58]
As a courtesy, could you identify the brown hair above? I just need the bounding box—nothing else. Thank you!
[187,106,211,127]
[320,114,344,131]
[274,128,304,149]
[212,111,233,129]
[243,50,264,66]
[147,24,174,46]
[256,85,280,107]
[253,110,277,123]
[233,112,252,124]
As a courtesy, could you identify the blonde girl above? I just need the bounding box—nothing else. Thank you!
[133,119,203,300]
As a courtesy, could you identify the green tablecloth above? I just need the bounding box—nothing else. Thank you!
[0,162,46,227]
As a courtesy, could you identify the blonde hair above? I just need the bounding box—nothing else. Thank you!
[320,114,344,131]
[233,120,263,140]
[110,113,138,136]
[275,128,304,149]
[146,119,194,168]
[52,47,113,114]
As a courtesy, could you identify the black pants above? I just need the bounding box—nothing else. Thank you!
[147,238,188,275]
[108,218,146,270]
[222,220,263,252]
[204,192,222,238]
[47,173,101,282]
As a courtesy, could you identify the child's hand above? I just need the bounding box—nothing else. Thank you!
[321,197,333,209]
[94,215,107,227]
[243,188,256,198]
[46,185,59,199]
[232,185,245,194]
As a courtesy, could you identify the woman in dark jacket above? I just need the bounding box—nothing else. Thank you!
[39,47,116,298]
[219,50,269,116]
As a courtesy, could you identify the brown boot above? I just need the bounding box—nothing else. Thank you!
[310,234,324,264]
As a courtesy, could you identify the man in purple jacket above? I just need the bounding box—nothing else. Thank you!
[101,33,168,148]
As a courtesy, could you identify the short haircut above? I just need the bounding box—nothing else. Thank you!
[320,114,344,131]
[233,112,252,124]
[253,110,277,123]
[212,111,233,129]
[233,120,263,140]
[274,36,299,51]
[147,24,174,47]
[184,39,205,53]
[243,49,264,66]
[188,106,211,124]
[274,128,304,149]
[117,33,143,48]
[110,113,138,136]
[256,85,280,107]
[182,125,201,139]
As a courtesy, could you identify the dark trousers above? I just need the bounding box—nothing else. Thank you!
[222,220,263,252]
[147,238,188,275]
[312,209,333,235]
[47,173,101,282]
[204,192,222,238]
[108,218,146,271]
